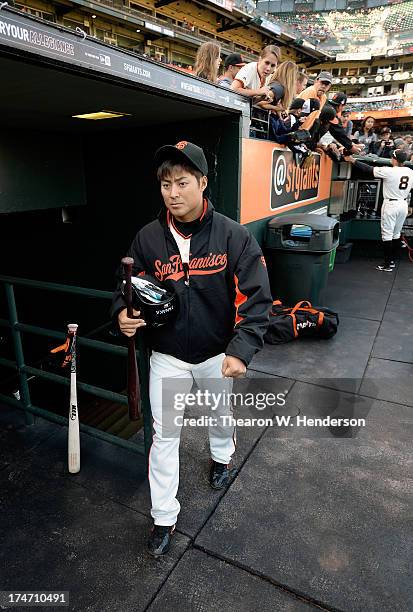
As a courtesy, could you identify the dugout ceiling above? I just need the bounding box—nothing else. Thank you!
[1,49,241,218]
[0,29,242,288]
[0,42,242,217]
[1,54,233,133]
[0,5,245,292]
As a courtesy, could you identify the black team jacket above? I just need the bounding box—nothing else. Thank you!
[111,200,272,366]
[318,102,353,150]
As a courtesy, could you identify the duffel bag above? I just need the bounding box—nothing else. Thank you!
[264,300,339,345]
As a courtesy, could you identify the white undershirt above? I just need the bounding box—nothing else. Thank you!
[169,222,191,264]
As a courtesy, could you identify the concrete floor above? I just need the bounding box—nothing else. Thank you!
[0,258,412,612]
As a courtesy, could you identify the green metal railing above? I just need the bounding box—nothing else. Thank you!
[0,275,152,462]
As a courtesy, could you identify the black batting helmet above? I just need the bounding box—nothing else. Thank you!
[123,275,177,327]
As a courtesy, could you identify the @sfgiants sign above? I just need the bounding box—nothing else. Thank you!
[271,149,321,210]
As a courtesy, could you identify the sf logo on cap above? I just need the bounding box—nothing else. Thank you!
[175,141,188,150]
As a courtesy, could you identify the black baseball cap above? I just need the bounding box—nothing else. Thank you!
[224,53,246,68]
[330,92,347,106]
[154,141,208,176]
[393,149,408,164]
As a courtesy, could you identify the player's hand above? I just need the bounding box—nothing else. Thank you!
[350,144,364,154]
[118,308,146,337]
[343,155,355,163]
[222,355,246,378]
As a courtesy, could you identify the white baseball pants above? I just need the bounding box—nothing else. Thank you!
[148,351,236,526]
[381,199,408,241]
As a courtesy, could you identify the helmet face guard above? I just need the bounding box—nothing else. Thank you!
[123,275,177,327]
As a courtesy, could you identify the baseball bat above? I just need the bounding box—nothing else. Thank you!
[67,323,80,474]
[122,257,141,421]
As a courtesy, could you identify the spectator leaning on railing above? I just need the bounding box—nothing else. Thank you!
[255,61,300,144]
[299,71,333,132]
[315,92,364,156]
[230,45,280,99]
[256,61,297,115]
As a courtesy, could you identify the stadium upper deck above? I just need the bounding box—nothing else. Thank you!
[8,0,329,72]
[264,0,413,57]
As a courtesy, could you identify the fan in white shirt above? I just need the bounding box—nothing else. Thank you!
[231,45,280,99]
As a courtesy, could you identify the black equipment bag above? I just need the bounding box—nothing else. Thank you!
[264,300,339,345]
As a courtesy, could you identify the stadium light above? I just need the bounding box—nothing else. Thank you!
[375,75,383,82]
[342,77,348,84]
[358,76,365,84]
[350,77,357,84]
[384,74,392,81]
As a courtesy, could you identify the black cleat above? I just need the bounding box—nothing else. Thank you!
[209,460,233,490]
[147,524,175,557]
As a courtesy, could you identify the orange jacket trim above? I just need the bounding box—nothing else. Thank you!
[234,274,248,325]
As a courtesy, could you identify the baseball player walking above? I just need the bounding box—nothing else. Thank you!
[111,141,272,556]
[345,149,413,271]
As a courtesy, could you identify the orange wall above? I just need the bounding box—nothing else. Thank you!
[240,139,333,225]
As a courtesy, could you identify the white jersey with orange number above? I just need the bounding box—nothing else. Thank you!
[373,166,413,200]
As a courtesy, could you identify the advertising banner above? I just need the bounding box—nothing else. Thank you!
[240,139,332,224]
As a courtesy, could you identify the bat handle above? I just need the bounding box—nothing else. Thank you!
[121,256,141,421]
[122,256,134,318]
